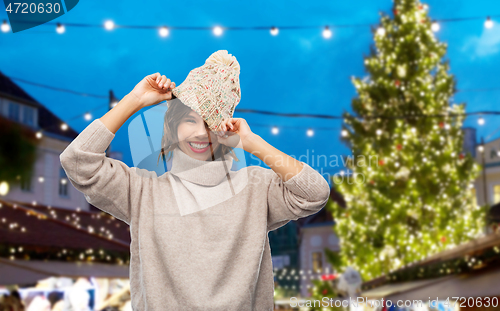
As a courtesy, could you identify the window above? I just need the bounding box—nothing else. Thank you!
[494,185,500,204]
[22,105,36,127]
[20,174,32,192]
[8,101,20,122]
[312,251,323,273]
[59,167,69,198]
[471,187,477,209]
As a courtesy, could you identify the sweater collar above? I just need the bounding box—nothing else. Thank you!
[169,147,234,186]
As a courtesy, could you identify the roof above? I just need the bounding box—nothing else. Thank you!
[363,232,500,289]
[362,276,452,299]
[6,199,131,243]
[0,70,79,141]
[0,198,130,261]
[362,265,500,301]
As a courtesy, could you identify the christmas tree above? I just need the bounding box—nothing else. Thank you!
[329,0,487,281]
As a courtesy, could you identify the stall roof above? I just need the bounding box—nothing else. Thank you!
[361,276,453,300]
[361,265,500,301]
[0,199,129,252]
[363,232,500,288]
[387,265,500,301]
[0,257,129,286]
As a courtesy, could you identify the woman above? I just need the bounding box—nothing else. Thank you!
[60,51,330,311]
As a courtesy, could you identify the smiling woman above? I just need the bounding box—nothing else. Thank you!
[156,99,239,164]
[59,50,330,311]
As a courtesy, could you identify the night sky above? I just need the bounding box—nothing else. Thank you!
[1,0,499,180]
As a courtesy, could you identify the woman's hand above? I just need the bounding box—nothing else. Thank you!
[129,73,176,108]
[216,118,256,151]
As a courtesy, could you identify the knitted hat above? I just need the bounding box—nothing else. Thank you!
[168,50,241,133]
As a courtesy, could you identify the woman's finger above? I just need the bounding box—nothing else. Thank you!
[150,72,160,83]
[165,78,172,90]
[158,75,166,88]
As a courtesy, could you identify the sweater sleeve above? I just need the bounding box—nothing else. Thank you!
[266,161,331,231]
[59,119,148,225]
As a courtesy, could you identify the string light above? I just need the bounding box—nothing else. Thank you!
[56,23,65,34]
[0,182,9,196]
[1,20,10,32]
[159,26,169,37]
[485,16,494,29]
[213,26,223,36]
[0,14,497,37]
[431,21,440,32]
[306,128,314,137]
[322,26,332,39]
[478,117,485,125]
[84,112,92,121]
[271,126,279,135]
[376,27,386,36]
[104,20,114,30]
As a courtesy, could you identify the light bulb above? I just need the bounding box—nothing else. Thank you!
[271,126,279,135]
[104,20,114,30]
[213,26,223,36]
[0,181,9,196]
[485,17,494,29]
[270,26,279,36]
[431,21,440,32]
[159,26,169,37]
[56,23,65,34]
[322,26,332,39]
[478,117,485,125]
[1,20,10,32]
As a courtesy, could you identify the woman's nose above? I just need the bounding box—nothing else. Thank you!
[194,123,210,138]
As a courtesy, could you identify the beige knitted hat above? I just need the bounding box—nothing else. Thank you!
[168,50,241,133]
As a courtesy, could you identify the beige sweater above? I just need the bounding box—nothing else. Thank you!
[59,119,330,311]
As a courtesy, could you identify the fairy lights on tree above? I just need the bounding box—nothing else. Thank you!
[328,0,488,282]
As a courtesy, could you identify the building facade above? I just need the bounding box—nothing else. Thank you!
[0,70,88,211]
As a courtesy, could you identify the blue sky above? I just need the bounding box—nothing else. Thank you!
[1,0,499,178]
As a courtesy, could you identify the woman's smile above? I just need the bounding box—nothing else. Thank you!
[187,141,212,153]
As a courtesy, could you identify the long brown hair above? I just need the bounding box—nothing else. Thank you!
[157,100,240,166]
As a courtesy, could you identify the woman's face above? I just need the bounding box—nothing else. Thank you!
[177,110,221,161]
